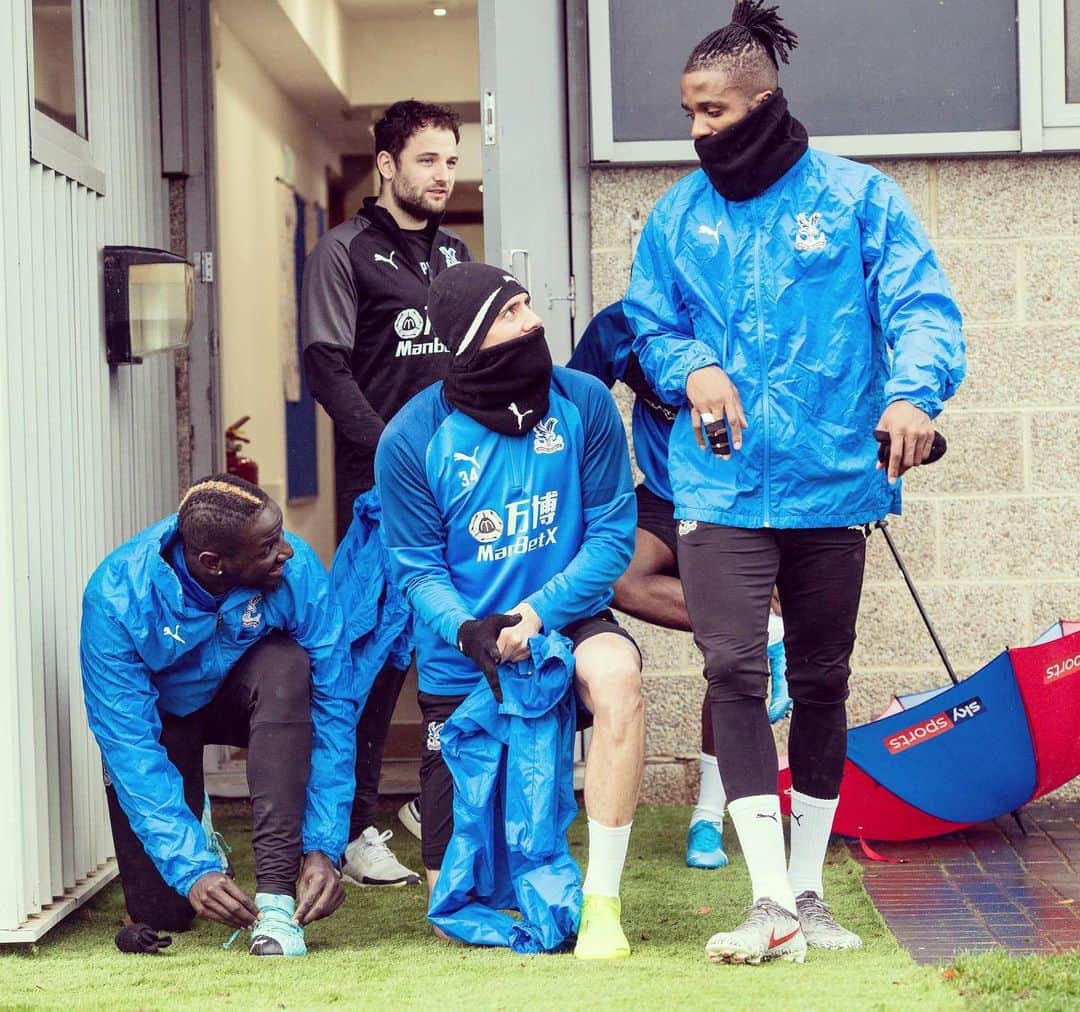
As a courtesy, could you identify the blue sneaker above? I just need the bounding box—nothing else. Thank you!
[766,640,792,724]
[201,793,232,874]
[686,820,729,869]
[249,894,307,957]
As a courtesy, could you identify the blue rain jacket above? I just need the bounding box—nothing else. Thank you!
[428,633,581,952]
[625,150,965,529]
[330,487,412,712]
[375,367,636,697]
[80,517,358,896]
[568,302,676,502]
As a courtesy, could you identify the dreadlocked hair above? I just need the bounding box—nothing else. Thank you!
[178,473,270,554]
[685,1,799,81]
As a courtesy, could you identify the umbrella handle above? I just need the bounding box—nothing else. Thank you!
[873,519,959,686]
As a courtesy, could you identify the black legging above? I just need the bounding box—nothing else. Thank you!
[106,633,313,930]
[678,523,866,802]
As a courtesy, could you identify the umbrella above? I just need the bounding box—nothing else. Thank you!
[778,521,1080,842]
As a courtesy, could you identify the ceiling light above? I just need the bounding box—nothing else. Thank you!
[432,6,447,15]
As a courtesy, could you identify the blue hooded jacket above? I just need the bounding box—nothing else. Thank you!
[375,366,636,697]
[625,149,965,529]
[80,517,358,896]
[330,488,412,712]
[428,633,580,952]
[568,302,676,502]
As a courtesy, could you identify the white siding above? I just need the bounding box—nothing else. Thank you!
[0,1,177,936]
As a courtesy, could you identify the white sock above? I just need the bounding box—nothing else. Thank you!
[726,794,796,913]
[691,752,727,826]
[787,789,839,899]
[581,819,632,898]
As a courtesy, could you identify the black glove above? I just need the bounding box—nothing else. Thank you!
[114,922,173,954]
[873,429,947,466]
[456,614,522,703]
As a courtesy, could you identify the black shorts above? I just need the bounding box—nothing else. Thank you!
[635,483,678,560]
[418,610,637,870]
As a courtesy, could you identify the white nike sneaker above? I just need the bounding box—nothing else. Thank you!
[342,827,420,887]
[795,891,862,950]
[705,897,807,966]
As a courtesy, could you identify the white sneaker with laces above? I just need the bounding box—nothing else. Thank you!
[342,826,420,887]
[705,897,807,965]
[397,797,422,841]
[795,890,862,950]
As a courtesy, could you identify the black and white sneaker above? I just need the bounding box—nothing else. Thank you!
[398,797,422,841]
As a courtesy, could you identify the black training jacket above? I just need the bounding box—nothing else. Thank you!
[301,196,471,496]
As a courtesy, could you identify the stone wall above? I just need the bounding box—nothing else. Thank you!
[590,155,1080,804]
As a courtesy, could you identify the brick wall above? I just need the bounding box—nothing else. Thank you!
[589,155,1080,804]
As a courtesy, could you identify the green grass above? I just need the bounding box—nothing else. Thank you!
[946,950,1080,1010]
[0,801,1063,1010]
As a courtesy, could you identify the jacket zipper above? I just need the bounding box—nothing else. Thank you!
[507,430,525,495]
[751,201,772,528]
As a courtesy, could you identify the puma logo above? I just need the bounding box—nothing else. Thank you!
[791,812,804,826]
[453,447,480,469]
[508,402,534,431]
[374,251,398,270]
[756,812,778,822]
[697,221,722,243]
[162,624,185,645]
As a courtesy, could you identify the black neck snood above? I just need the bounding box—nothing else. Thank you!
[444,328,553,436]
[694,89,808,203]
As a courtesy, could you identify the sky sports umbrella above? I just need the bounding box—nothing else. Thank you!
[778,521,1080,842]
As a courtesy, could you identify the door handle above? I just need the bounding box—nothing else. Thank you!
[509,249,531,292]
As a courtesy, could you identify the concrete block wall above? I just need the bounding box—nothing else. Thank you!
[590,155,1080,805]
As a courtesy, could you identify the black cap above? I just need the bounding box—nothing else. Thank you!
[427,262,528,361]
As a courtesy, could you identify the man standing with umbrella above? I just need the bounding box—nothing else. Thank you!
[626,0,965,965]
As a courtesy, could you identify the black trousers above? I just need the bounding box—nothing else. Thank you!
[106,633,313,931]
[678,523,867,802]
[349,660,409,838]
[338,480,413,840]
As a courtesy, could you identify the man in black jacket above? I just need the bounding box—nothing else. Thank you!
[302,99,471,889]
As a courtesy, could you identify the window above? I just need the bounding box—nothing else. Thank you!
[27,0,105,192]
[32,0,87,135]
[588,0,1080,161]
[1039,0,1080,143]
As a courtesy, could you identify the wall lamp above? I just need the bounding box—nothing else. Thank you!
[103,245,193,365]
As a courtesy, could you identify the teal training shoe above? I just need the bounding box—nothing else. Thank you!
[201,792,233,874]
[686,819,729,869]
[249,894,307,957]
[766,640,793,725]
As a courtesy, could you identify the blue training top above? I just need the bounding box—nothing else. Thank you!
[567,301,676,502]
[626,149,965,528]
[81,517,358,895]
[375,366,636,696]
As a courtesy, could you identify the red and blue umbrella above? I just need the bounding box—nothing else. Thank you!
[777,515,1080,842]
[780,619,1080,841]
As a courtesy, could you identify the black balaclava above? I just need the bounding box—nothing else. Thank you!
[429,262,553,436]
[694,88,808,202]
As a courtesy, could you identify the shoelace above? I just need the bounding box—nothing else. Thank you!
[797,895,837,924]
[741,898,796,928]
[209,830,233,855]
[222,905,299,950]
[363,828,396,858]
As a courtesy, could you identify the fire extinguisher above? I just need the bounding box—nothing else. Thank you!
[225,416,259,485]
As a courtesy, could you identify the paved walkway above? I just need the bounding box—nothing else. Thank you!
[851,799,1080,963]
